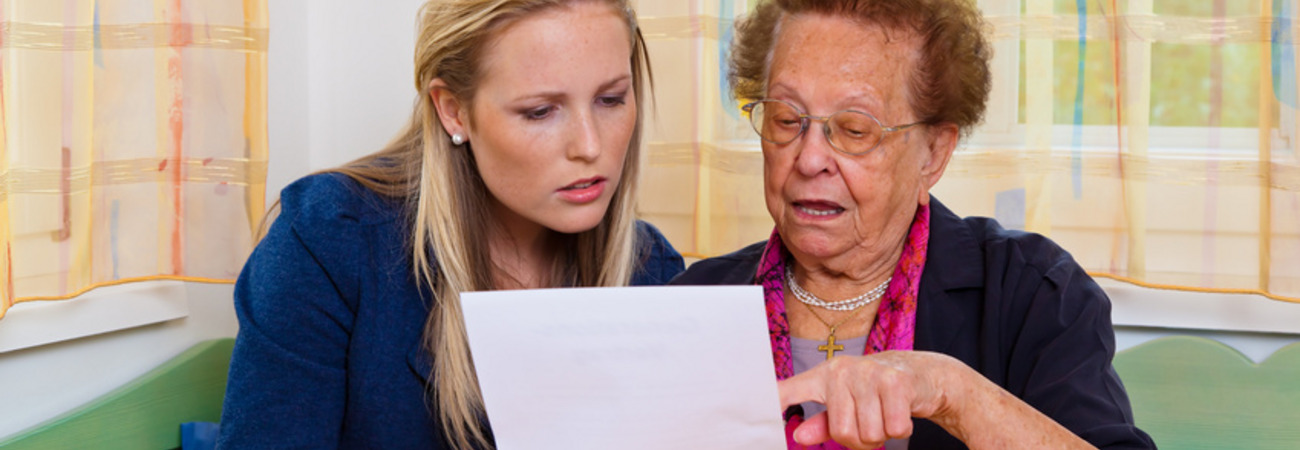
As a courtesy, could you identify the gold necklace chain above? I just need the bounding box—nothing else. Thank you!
[798,294,872,360]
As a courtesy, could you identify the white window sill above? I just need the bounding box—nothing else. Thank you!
[0,281,190,353]
[1102,278,1300,335]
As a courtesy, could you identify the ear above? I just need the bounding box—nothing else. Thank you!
[428,78,470,139]
[917,123,958,206]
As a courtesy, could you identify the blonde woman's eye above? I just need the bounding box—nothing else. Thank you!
[597,93,627,107]
[522,106,555,121]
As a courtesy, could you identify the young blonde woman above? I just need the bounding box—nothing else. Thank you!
[216,0,683,447]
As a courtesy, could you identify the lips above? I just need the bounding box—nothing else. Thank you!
[562,179,600,190]
[793,200,845,217]
[561,177,604,191]
[557,177,608,204]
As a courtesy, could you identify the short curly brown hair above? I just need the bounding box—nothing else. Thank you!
[729,0,992,135]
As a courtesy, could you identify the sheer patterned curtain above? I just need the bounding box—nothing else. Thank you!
[635,0,1300,303]
[0,0,268,319]
[637,0,770,260]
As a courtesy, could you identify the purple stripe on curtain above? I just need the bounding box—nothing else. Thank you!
[1273,0,1298,108]
[1070,0,1087,200]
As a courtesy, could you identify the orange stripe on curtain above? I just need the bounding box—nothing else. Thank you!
[1259,0,1275,293]
[243,0,268,238]
[0,0,10,314]
[166,0,185,276]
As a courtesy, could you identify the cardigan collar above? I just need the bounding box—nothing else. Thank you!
[914,197,984,354]
[922,198,984,290]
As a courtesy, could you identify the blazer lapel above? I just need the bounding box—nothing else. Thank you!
[408,340,434,385]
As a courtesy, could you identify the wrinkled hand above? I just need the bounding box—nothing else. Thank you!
[779,350,966,449]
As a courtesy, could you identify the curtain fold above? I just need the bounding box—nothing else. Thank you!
[0,0,268,320]
[636,0,1300,303]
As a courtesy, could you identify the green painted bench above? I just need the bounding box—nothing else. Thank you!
[5,335,1297,449]
[1114,335,1300,449]
[0,338,234,450]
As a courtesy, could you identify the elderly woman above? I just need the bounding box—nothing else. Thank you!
[671,0,1154,449]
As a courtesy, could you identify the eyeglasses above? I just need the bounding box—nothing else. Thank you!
[741,99,924,156]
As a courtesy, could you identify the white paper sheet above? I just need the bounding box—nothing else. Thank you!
[461,285,785,450]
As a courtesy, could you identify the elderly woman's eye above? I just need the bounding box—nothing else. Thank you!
[836,116,875,139]
[771,114,801,128]
[841,127,867,139]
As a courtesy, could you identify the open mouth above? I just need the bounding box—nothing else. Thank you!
[793,200,845,217]
[556,177,608,204]
[562,179,600,190]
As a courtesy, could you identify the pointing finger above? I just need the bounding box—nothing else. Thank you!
[778,367,827,409]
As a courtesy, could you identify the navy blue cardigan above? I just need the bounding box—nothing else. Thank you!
[217,174,685,449]
[670,199,1155,449]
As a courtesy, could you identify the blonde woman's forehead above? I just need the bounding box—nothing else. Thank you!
[475,2,633,101]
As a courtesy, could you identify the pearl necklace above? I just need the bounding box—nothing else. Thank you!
[785,266,890,311]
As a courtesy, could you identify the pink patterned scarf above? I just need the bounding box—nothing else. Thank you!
[755,205,930,450]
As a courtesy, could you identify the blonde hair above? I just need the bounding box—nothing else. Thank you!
[324,0,650,447]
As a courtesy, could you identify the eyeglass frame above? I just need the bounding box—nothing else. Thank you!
[740,99,926,156]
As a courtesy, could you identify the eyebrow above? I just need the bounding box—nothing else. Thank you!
[766,82,803,104]
[511,74,633,104]
[768,82,885,114]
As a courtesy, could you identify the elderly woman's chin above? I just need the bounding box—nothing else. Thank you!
[774,219,857,259]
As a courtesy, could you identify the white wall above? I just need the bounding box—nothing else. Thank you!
[268,0,427,197]
[3,0,1300,441]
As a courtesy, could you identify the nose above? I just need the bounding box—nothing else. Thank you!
[792,120,838,177]
[568,108,601,162]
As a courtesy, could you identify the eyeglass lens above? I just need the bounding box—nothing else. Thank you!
[748,100,883,154]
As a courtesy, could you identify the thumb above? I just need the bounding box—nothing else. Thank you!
[792,411,832,445]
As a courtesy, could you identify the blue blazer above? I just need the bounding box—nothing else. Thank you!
[670,198,1155,449]
[217,174,685,449]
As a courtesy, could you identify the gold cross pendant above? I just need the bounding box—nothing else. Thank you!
[818,334,845,360]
